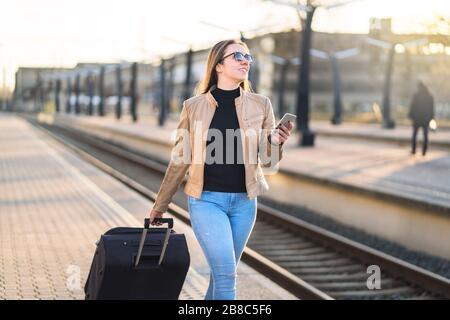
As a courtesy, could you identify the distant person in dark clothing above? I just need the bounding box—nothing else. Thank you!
[408,81,434,156]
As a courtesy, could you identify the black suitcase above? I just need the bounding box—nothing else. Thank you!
[84,218,190,300]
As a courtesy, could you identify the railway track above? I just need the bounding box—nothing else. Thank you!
[27,117,450,300]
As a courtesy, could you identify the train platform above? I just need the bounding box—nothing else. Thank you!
[34,112,450,213]
[311,120,450,149]
[0,113,297,300]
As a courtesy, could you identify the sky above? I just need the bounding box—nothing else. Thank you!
[0,0,449,91]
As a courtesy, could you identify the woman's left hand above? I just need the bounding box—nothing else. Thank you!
[271,121,294,145]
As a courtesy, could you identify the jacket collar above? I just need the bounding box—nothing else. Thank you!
[206,84,244,108]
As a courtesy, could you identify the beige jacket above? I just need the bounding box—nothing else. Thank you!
[152,84,284,213]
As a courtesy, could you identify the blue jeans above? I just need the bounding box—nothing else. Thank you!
[187,191,257,300]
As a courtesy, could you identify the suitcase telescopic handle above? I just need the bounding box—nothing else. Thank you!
[144,218,174,229]
[135,218,174,268]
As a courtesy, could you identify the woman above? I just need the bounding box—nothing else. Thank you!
[408,80,434,156]
[148,39,293,300]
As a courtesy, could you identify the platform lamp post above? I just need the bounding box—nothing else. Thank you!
[310,48,359,125]
[74,73,81,115]
[98,66,105,116]
[115,64,123,120]
[39,77,45,112]
[270,55,301,118]
[267,0,362,146]
[158,58,167,127]
[129,62,138,122]
[65,77,72,113]
[55,78,61,113]
[366,37,428,129]
[86,72,94,116]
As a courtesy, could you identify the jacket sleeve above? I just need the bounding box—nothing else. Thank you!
[259,97,284,170]
[152,101,191,213]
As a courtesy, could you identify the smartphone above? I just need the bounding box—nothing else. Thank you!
[276,113,297,128]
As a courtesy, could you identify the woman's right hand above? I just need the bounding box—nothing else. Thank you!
[149,209,164,226]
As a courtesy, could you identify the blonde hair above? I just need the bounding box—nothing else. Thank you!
[194,39,253,95]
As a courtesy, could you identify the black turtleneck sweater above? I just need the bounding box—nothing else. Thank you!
[203,87,247,193]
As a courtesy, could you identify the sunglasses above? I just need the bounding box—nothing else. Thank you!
[221,51,254,64]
